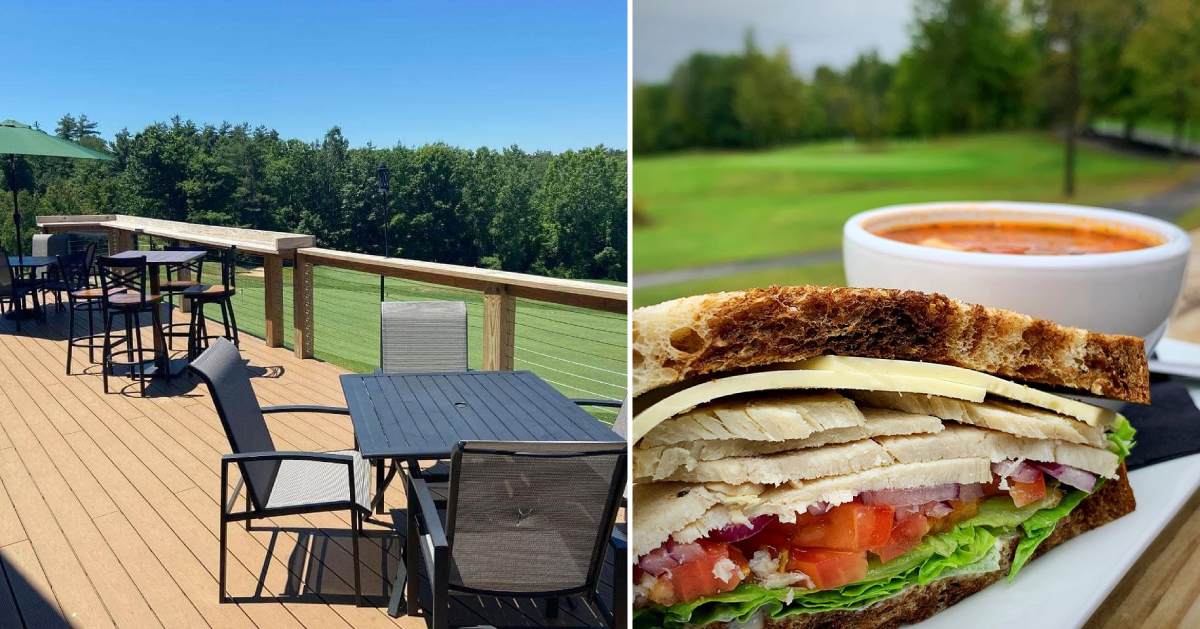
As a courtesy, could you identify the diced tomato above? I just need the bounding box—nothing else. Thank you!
[1009,473,1047,508]
[737,516,797,556]
[791,503,895,551]
[786,548,868,589]
[870,512,930,563]
[655,541,748,604]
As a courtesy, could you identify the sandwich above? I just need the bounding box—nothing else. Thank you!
[631,286,1143,629]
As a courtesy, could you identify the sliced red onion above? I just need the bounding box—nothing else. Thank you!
[807,501,832,516]
[861,484,959,506]
[1036,463,1097,492]
[924,501,954,517]
[707,515,774,543]
[637,547,676,576]
[992,460,1040,483]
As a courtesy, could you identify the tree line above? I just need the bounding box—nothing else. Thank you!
[634,0,1200,161]
[3,116,627,281]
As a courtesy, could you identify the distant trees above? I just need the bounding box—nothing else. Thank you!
[1,117,627,281]
[634,0,1200,171]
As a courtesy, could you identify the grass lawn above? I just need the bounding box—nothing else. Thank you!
[633,131,1198,274]
[199,264,627,422]
[634,262,845,308]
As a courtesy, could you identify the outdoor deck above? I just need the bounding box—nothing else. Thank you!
[0,307,618,629]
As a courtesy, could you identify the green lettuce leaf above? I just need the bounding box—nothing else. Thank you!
[1107,414,1137,460]
[1008,488,1090,579]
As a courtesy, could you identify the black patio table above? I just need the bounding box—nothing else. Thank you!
[5,255,57,320]
[109,249,207,377]
[339,369,625,616]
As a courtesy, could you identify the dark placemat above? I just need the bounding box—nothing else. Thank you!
[1122,379,1200,470]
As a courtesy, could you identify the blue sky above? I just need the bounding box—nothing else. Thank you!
[4,0,628,151]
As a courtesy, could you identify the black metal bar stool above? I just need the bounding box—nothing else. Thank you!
[98,255,165,396]
[183,246,239,360]
[159,244,206,350]
[60,243,109,375]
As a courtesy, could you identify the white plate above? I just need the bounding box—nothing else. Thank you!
[918,337,1200,629]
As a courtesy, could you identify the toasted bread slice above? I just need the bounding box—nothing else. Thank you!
[632,286,1149,403]
[717,465,1136,629]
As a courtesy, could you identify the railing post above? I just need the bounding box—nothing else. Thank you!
[482,284,516,371]
[293,251,314,359]
[113,228,133,253]
[263,253,284,347]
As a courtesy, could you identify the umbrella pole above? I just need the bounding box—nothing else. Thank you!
[5,154,19,262]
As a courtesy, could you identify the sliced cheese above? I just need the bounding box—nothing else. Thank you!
[795,355,1113,427]
[633,408,944,481]
[631,369,987,444]
[850,390,1107,448]
[642,391,864,447]
[877,425,1118,478]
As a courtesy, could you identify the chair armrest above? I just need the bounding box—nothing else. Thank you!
[570,398,623,409]
[260,405,350,416]
[222,451,354,465]
[409,478,449,549]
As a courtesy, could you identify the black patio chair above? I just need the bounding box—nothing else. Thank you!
[403,440,626,629]
[183,246,239,359]
[188,338,371,605]
[0,247,39,331]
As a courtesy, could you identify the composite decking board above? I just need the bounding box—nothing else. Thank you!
[0,553,30,629]
[0,311,621,628]
[0,465,28,549]
[0,448,119,628]
[1,540,69,629]
[0,393,161,628]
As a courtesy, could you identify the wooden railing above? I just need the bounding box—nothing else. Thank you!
[36,214,628,371]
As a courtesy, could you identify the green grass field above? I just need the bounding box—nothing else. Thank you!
[633,132,1197,275]
[186,264,627,422]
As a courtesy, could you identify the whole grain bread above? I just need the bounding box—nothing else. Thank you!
[726,464,1136,629]
[633,286,1149,403]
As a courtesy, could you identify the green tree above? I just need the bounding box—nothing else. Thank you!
[889,0,1034,135]
[1124,0,1200,154]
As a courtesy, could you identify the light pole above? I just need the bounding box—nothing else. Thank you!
[377,162,391,302]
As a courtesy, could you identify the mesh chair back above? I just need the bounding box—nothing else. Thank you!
[380,301,467,372]
[0,247,13,297]
[188,338,278,509]
[98,255,149,306]
[164,245,206,283]
[445,441,625,594]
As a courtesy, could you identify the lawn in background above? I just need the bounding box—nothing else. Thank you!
[208,264,627,422]
[633,263,845,308]
[633,132,1198,275]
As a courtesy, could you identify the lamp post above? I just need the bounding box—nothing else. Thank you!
[377,162,391,302]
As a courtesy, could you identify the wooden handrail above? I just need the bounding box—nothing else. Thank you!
[294,248,628,366]
[37,214,313,255]
[37,215,629,371]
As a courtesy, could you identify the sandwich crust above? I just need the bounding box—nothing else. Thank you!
[632,286,1150,403]
[712,464,1136,629]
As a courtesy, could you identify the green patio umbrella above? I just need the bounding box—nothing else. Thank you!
[1,119,113,261]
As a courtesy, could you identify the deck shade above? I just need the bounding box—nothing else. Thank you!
[1,119,113,260]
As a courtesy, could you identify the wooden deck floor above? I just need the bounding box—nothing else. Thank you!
[0,306,618,629]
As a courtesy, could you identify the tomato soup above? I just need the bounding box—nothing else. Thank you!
[875,220,1162,255]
